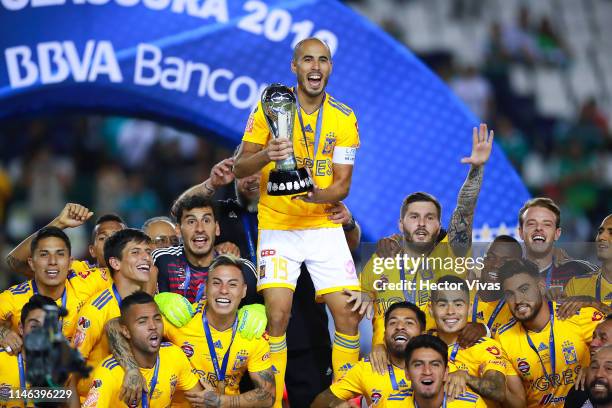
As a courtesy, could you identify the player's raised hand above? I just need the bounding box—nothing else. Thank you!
[210,158,236,188]
[266,138,293,162]
[52,203,93,229]
[375,234,402,258]
[457,322,487,348]
[461,123,493,167]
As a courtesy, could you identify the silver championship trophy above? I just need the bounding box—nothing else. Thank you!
[262,84,314,196]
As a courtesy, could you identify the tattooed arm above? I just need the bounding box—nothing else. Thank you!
[5,203,93,276]
[104,318,147,406]
[173,158,235,207]
[311,388,356,408]
[466,371,507,402]
[447,124,493,257]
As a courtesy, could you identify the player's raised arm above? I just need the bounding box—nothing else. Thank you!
[175,157,236,202]
[5,202,92,276]
[447,123,493,256]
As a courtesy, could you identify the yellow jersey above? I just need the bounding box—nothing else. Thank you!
[242,93,360,230]
[0,349,34,408]
[402,390,487,407]
[163,307,271,395]
[329,359,410,407]
[69,260,112,287]
[0,271,109,341]
[81,343,199,408]
[446,337,507,408]
[495,304,603,407]
[71,286,121,399]
[469,295,514,337]
[564,272,612,305]
[363,237,460,343]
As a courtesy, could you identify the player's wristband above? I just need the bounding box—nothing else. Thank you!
[343,216,357,232]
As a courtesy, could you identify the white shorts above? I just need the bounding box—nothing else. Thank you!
[256,228,360,297]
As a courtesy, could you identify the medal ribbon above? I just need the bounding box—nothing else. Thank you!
[141,355,160,408]
[399,259,417,304]
[112,283,123,307]
[388,364,399,390]
[32,280,66,330]
[525,301,556,384]
[296,92,326,161]
[202,309,238,391]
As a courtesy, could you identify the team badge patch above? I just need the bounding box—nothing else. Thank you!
[78,316,91,329]
[181,342,194,358]
[322,133,336,155]
[517,359,531,375]
[562,341,578,365]
[73,330,86,347]
[232,350,249,371]
[370,391,382,406]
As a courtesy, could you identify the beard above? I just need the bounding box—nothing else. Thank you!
[404,231,436,254]
[235,183,259,213]
[589,381,612,405]
[513,296,543,322]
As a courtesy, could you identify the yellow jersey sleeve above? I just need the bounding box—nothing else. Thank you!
[334,108,359,148]
[570,306,605,343]
[68,262,112,299]
[329,360,364,400]
[0,286,19,323]
[72,291,111,359]
[242,102,269,146]
[475,339,507,375]
[0,349,20,402]
[372,301,386,346]
[246,335,272,373]
[82,357,121,408]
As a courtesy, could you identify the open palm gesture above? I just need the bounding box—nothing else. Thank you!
[461,123,493,167]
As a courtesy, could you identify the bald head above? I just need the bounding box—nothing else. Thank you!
[292,37,331,62]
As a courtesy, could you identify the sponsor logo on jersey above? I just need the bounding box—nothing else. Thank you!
[517,358,530,375]
[181,342,195,358]
[260,249,276,257]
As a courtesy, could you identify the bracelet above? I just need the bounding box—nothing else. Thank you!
[202,180,215,195]
[343,216,357,232]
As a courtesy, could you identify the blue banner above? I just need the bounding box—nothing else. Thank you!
[0,0,530,240]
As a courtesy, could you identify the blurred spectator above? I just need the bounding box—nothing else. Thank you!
[94,161,127,215]
[119,172,162,228]
[25,147,74,229]
[558,138,598,216]
[495,116,528,169]
[116,119,158,169]
[535,17,570,67]
[451,64,494,120]
[501,6,538,65]
[0,165,11,225]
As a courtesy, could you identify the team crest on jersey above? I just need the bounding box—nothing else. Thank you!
[232,350,249,371]
[562,341,578,365]
[321,133,336,155]
[78,317,91,329]
[593,311,605,321]
[370,391,382,406]
[0,384,11,400]
[486,346,501,356]
[181,342,195,358]
[517,359,531,375]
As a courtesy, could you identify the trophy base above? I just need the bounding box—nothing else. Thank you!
[267,167,314,196]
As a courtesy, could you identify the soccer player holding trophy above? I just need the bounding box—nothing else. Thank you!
[234,37,365,407]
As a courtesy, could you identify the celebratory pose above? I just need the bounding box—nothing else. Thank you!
[403,335,486,407]
[234,37,366,405]
[312,301,424,407]
[362,124,494,373]
[82,292,203,408]
[496,259,603,407]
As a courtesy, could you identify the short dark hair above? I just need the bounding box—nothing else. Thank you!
[404,334,448,367]
[208,254,246,283]
[21,294,56,326]
[103,228,151,276]
[31,226,71,255]
[498,258,541,287]
[119,291,157,322]
[518,197,561,228]
[384,301,426,331]
[430,275,469,303]
[171,194,217,224]
[400,192,442,221]
[91,214,126,243]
